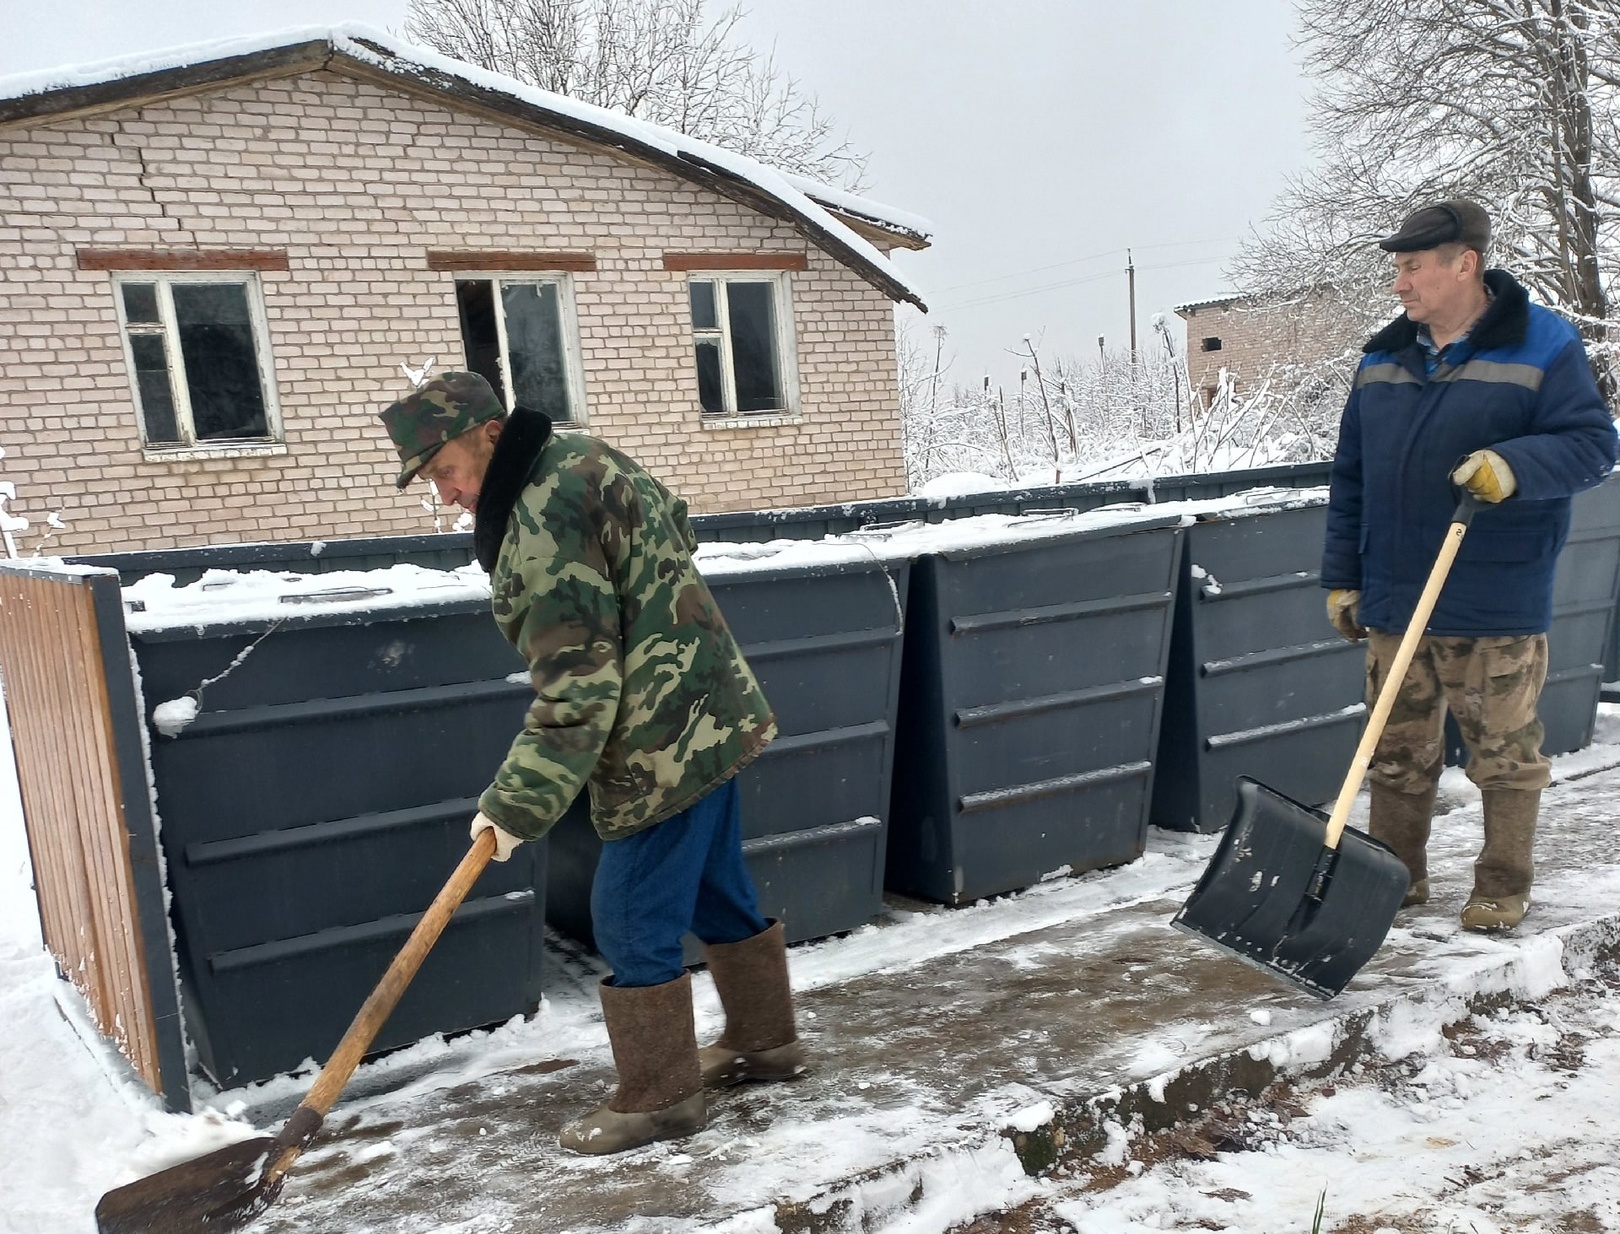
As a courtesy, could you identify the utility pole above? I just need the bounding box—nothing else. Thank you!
[1127,250,1141,433]
[1127,249,1138,367]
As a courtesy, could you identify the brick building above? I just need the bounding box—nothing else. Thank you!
[0,27,930,555]
[1176,287,1361,410]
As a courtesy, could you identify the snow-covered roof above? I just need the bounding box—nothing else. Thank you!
[1174,292,1244,315]
[0,24,929,309]
[779,171,933,251]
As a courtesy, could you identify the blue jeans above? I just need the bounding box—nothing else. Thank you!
[591,777,767,988]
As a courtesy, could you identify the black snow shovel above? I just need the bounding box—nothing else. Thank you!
[1173,494,1484,999]
[95,827,499,1234]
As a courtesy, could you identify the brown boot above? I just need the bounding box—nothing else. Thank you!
[1369,782,1435,907]
[700,920,807,1089]
[1462,788,1539,932]
[558,974,706,1155]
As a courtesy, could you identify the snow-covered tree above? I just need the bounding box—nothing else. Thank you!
[1232,0,1620,398]
[402,0,866,187]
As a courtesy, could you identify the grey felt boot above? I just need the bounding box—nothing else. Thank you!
[1369,782,1436,908]
[1461,788,1539,932]
[559,973,706,1154]
[699,920,807,1089]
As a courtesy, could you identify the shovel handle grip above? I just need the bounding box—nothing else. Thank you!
[1323,495,1484,849]
[300,827,498,1116]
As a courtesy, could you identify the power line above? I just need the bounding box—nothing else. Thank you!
[932,235,1239,295]
[934,253,1232,313]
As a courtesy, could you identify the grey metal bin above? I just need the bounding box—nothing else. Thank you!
[1439,473,1620,761]
[1540,474,1620,753]
[543,551,909,950]
[885,512,1184,905]
[1150,497,1366,834]
[127,587,546,1090]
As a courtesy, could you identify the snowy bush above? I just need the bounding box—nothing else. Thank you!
[897,323,1357,492]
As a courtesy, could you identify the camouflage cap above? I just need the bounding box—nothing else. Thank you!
[379,371,506,490]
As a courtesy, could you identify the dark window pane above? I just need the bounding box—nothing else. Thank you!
[689,280,718,330]
[129,333,180,443]
[695,341,724,413]
[171,283,268,439]
[501,282,572,422]
[456,280,506,406]
[726,281,782,412]
[121,283,160,324]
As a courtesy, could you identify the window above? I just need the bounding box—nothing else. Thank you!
[455,277,584,423]
[1200,336,1223,352]
[688,275,796,415]
[113,274,279,450]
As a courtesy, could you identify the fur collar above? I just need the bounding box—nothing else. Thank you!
[473,406,553,572]
[1362,268,1529,356]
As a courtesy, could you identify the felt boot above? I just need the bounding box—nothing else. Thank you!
[1369,782,1435,908]
[1461,788,1539,932]
[559,973,705,1154]
[699,920,806,1089]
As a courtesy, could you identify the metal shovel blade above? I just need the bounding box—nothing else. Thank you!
[1172,778,1409,999]
[94,1135,284,1234]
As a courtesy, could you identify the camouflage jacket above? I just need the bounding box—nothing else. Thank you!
[472,408,776,841]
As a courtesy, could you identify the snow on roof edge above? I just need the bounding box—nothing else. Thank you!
[0,23,929,308]
[779,172,934,245]
[1174,292,1243,314]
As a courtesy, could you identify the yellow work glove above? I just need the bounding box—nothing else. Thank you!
[470,811,524,862]
[1451,448,1517,502]
[1325,589,1366,641]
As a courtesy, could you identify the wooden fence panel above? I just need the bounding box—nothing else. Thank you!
[0,565,171,1098]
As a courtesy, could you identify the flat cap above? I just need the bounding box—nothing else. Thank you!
[1378,200,1491,254]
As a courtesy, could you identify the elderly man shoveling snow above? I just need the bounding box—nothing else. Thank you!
[382,371,807,1151]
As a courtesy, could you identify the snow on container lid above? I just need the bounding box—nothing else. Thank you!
[117,486,1325,633]
[121,562,493,634]
[1178,485,1330,523]
[851,503,1186,562]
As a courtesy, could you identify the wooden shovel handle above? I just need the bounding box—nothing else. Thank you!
[301,826,497,1115]
[1322,496,1483,850]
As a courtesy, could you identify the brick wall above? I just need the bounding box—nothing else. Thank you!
[0,69,909,554]
[1180,290,1365,408]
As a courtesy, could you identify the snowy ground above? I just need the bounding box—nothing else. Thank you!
[5,695,1620,1232]
[963,959,1620,1234]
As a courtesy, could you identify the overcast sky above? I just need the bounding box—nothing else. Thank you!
[4,0,1314,388]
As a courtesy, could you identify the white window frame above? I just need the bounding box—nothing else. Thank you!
[111,271,284,458]
[688,272,800,417]
[456,273,588,426]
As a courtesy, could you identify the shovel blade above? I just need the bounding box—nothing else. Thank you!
[1172,778,1409,999]
[95,1136,284,1234]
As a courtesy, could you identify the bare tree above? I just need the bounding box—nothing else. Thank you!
[1232,0,1620,398]
[404,0,867,186]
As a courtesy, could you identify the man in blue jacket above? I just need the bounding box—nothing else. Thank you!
[1322,199,1616,931]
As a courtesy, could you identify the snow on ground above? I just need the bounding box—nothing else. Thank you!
[7,693,1620,1232]
[1013,962,1620,1234]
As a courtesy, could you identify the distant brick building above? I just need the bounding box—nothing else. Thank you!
[0,28,930,555]
[1176,287,1360,410]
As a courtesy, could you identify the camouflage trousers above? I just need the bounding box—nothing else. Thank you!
[1365,631,1551,795]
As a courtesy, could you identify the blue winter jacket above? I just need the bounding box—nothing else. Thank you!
[1323,270,1616,636]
